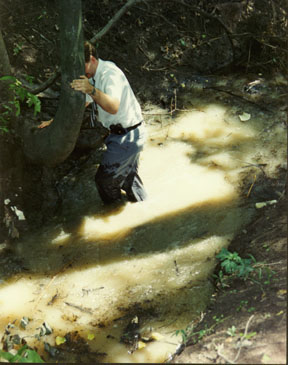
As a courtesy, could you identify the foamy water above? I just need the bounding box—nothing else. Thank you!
[0,96,286,363]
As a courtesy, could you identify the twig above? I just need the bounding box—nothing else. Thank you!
[233,315,254,363]
[247,174,256,198]
[31,28,53,44]
[135,5,178,29]
[33,259,76,311]
[254,37,288,53]
[138,45,152,61]
[217,344,235,364]
[64,302,93,314]
[254,260,285,267]
[217,315,255,364]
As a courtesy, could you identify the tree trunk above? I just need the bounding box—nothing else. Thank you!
[0,29,11,77]
[22,0,85,167]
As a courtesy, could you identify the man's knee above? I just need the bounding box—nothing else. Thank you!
[95,167,122,203]
[95,165,109,187]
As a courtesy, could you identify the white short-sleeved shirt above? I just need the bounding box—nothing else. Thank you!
[86,59,143,129]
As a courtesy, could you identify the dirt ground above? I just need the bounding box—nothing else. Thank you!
[172,193,287,364]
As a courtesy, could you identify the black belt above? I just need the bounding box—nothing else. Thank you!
[109,121,142,135]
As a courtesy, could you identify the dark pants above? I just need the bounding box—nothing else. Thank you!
[95,123,147,204]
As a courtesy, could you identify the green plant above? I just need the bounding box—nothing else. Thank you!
[0,345,44,363]
[0,75,41,133]
[227,325,237,337]
[0,104,12,133]
[175,322,194,344]
[213,269,229,288]
[213,314,225,324]
[37,10,47,20]
[236,300,249,312]
[240,331,257,340]
[216,248,255,280]
[197,326,212,341]
[13,42,23,56]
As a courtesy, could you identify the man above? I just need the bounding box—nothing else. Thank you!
[70,42,147,204]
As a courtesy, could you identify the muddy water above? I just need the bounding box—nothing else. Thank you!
[0,92,286,362]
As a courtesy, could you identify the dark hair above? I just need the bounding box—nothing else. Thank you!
[84,41,98,63]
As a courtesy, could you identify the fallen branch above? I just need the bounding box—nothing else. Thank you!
[205,86,274,112]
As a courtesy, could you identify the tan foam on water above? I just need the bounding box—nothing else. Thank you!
[80,104,259,240]
[0,233,229,362]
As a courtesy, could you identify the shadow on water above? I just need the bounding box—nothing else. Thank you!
[3,196,254,278]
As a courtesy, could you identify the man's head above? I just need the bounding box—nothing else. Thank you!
[84,41,98,79]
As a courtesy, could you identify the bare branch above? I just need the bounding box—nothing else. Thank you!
[89,0,143,44]
[28,70,61,95]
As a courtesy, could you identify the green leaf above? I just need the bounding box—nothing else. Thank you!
[244,331,257,339]
[25,93,41,115]
[0,349,15,361]
[216,248,230,260]
[24,349,44,363]
[15,79,22,87]
[247,254,256,263]
[55,336,66,345]
[230,252,241,263]
[24,75,35,84]
[15,100,21,116]
[0,75,17,82]
[34,101,41,115]
[221,260,238,273]
[0,345,44,363]
[16,87,27,102]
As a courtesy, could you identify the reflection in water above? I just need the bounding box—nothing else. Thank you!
[0,99,285,362]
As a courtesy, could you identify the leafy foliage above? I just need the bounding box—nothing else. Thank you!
[0,75,41,134]
[216,248,255,280]
[0,345,44,363]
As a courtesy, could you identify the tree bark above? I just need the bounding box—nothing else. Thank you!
[0,29,11,76]
[22,0,85,167]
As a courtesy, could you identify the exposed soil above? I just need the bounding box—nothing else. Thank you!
[0,0,287,363]
[172,194,287,364]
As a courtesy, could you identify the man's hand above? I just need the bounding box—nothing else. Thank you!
[38,118,53,129]
[71,76,120,115]
[70,76,94,95]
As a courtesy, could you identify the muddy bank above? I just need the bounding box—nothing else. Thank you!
[172,194,287,364]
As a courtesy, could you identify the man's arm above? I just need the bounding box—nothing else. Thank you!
[71,75,120,115]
